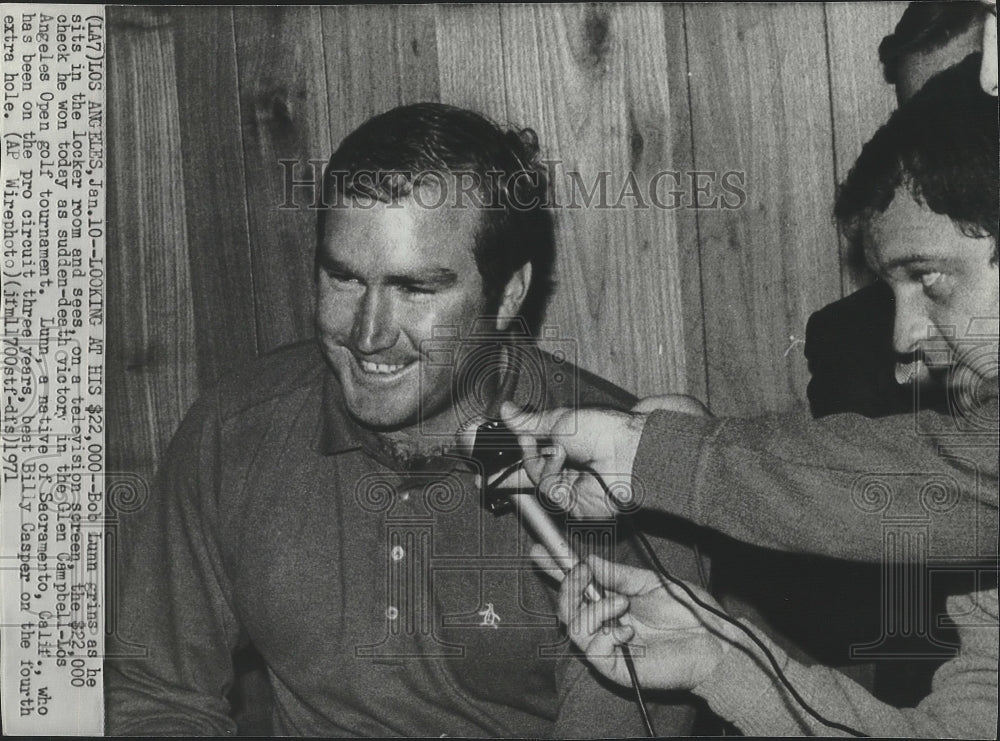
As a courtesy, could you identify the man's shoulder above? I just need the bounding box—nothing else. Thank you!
[535,348,637,412]
[211,339,327,421]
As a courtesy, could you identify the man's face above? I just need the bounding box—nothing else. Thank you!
[866,192,999,398]
[316,193,497,432]
[896,20,983,103]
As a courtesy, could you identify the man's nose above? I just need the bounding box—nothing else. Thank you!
[892,291,930,355]
[352,288,399,354]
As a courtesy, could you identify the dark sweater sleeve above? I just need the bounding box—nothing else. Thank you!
[632,399,999,561]
[105,391,241,735]
[695,589,998,737]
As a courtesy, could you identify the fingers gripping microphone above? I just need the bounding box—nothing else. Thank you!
[469,421,596,590]
[468,420,654,736]
[466,420,865,739]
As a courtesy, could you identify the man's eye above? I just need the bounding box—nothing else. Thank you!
[919,271,943,289]
[324,269,358,285]
[400,284,435,297]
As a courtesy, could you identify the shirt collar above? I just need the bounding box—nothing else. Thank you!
[315,368,370,456]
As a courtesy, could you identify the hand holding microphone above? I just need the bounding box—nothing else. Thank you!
[478,395,711,519]
[472,404,639,518]
[468,412,865,739]
[509,488,604,603]
[543,551,737,693]
[468,417,655,735]
[466,417,602,599]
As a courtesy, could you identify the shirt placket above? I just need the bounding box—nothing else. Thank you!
[354,471,471,660]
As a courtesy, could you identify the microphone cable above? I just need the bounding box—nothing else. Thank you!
[484,462,656,737]
[471,418,866,736]
[581,465,869,738]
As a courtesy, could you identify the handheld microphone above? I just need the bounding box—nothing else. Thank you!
[464,419,863,738]
[468,419,604,600]
[467,418,652,735]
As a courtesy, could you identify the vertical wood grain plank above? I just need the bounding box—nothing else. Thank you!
[435,4,509,123]
[499,4,703,399]
[825,1,909,294]
[663,4,709,404]
[323,4,440,144]
[107,6,198,478]
[685,2,841,416]
[173,7,258,387]
[234,7,330,353]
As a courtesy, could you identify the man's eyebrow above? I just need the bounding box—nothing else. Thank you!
[879,255,958,272]
[386,268,458,286]
[317,255,355,273]
[317,256,459,286]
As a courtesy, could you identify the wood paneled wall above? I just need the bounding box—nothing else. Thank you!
[107,3,908,479]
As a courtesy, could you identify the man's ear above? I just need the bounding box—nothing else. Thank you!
[495,262,532,331]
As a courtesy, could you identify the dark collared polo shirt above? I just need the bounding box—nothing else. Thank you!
[107,340,703,736]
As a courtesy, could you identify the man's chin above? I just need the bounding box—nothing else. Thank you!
[343,404,419,433]
[345,402,463,442]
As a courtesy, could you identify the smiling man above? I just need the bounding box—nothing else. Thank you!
[316,177,525,444]
[316,191,510,436]
[104,103,703,736]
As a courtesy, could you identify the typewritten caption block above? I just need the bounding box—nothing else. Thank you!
[1,4,105,735]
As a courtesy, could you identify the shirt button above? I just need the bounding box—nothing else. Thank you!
[386,606,399,620]
[390,545,405,561]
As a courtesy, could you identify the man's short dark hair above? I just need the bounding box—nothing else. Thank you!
[317,103,555,332]
[878,1,985,86]
[836,53,998,270]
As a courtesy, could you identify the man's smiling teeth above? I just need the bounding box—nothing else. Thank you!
[358,359,409,374]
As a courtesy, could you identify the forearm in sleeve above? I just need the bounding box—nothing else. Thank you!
[632,401,998,561]
[693,589,999,738]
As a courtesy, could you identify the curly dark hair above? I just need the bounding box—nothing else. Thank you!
[878,1,986,86]
[835,53,998,273]
[317,103,555,333]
